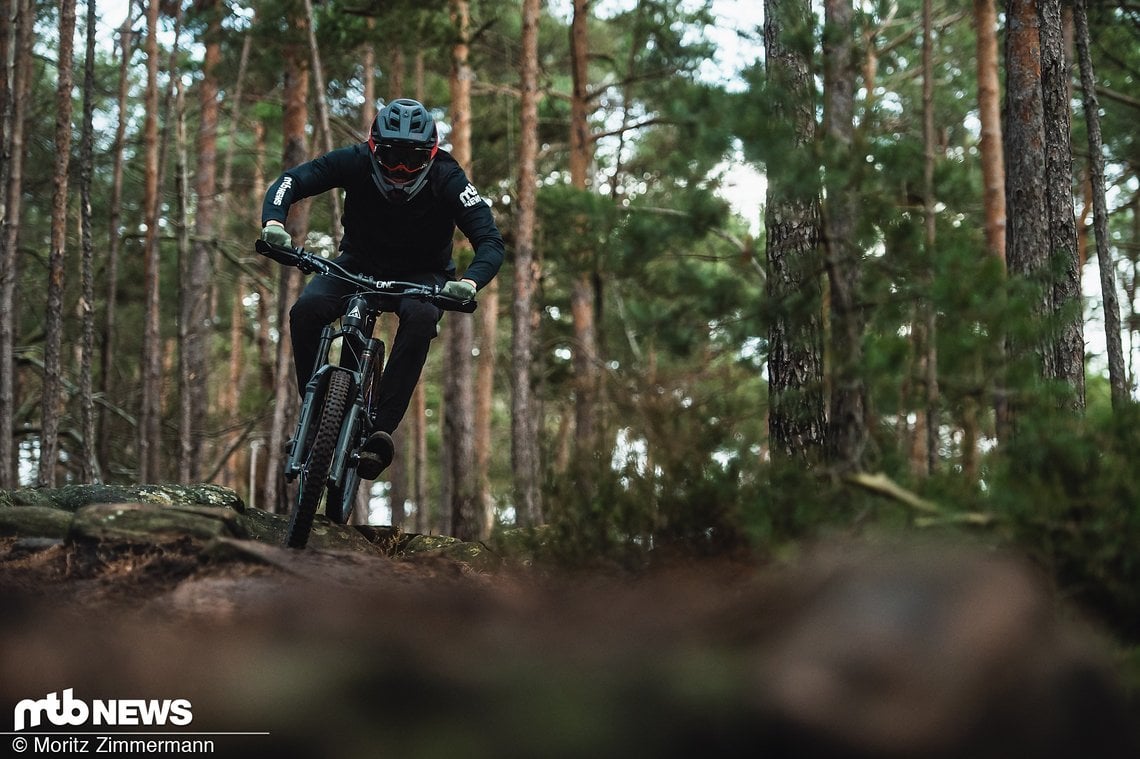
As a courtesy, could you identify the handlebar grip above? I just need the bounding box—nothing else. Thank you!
[255,238,301,266]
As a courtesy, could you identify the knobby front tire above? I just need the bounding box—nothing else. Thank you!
[286,370,352,548]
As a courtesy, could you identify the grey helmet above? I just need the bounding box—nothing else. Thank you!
[368,98,439,202]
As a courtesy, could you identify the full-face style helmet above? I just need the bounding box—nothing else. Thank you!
[368,98,439,202]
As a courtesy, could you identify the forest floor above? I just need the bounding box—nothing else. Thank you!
[0,530,1137,758]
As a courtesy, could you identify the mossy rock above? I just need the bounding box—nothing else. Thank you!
[6,484,245,513]
[0,505,73,539]
[401,533,501,571]
[70,502,247,544]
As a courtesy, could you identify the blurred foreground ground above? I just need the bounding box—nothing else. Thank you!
[0,533,1136,758]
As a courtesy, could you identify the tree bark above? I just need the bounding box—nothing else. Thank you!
[1003,0,1051,421]
[38,0,77,487]
[764,0,827,465]
[182,0,222,483]
[822,0,868,476]
[174,76,193,484]
[972,0,1005,465]
[263,17,310,513]
[139,0,164,483]
[361,19,376,133]
[0,0,10,485]
[975,0,1006,265]
[385,318,408,529]
[511,0,544,527]
[301,0,341,243]
[569,0,600,469]
[0,0,33,487]
[443,0,479,540]
[899,0,943,477]
[77,0,98,482]
[1039,0,1085,409]
[475,280,498,538]
[98,8,134,477]
[217,26,251,494]
[1073,0,1129,406]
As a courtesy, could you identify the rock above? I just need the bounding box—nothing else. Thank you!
[0,505,73,539]
[4,483,245,512]
[0,484,501,571]
[69,502,248,544]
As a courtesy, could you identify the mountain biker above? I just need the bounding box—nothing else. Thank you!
[260,98,505,480]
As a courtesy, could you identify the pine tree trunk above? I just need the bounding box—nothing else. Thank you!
[379,44,409,530]
[77,0,98,482]
[0,0,10,486]
[175,77,193,483]
[263,23,310,513]
[510,0,544,527]
[1039,0,1085,409]
[412,382,429,533]
[0,0,33,487]
[0,0,9,475]
[301,0,341,243]
[1003,0,1050,416]
[38,0,77,487]
[443,0,479,541]
[763,0,826,465]
[1005,0,1085,418]
[217,27,251,494]
[361,22,375,133]
[389,47,405,101]
[1073,0,1129,407]
[386,318,408,529]
[975,0,1005,265]
[901,0,942,478]
[569,0,600,469]
[972,0,1004,461]
[822,0,868,475]
[475,279,498,538]
[139,0,164,483]
[98,9,133,477]
[179,0,221,483]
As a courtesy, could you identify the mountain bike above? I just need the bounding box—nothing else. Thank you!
[255,238,477,549]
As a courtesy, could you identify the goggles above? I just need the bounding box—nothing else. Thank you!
[375,141,435,176]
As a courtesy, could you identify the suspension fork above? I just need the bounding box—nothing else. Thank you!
[284,323,338,482]
[328,297,383,481]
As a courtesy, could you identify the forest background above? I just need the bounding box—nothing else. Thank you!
[2,0,1140,648]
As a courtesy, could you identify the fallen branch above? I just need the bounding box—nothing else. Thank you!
[846,471,999,529]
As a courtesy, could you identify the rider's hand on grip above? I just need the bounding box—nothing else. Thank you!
[261,224,292,247]
[441,279,476,302]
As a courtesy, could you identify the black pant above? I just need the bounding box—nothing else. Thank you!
[289,257,445,435]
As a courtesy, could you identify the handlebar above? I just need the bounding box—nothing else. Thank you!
[254,239,477,313]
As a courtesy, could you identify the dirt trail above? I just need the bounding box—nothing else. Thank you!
[0,535,1135,759]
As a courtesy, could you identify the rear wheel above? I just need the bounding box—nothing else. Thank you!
[286,370,352,548]
[326,469,360,526]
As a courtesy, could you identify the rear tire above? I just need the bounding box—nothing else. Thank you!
[326,469,361,525]
[286,370,352,548]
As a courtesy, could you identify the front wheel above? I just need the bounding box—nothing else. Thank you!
[286,370,352,548]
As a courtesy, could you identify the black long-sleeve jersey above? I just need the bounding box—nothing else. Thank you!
[261,144,505,288]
